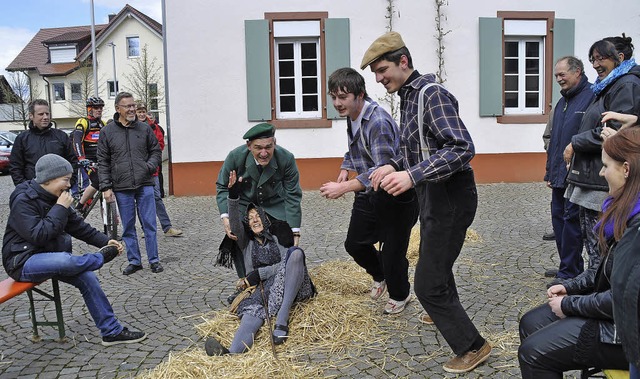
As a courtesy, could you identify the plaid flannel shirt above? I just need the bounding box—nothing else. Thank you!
[341,98,400,189]
[390,72,475,184]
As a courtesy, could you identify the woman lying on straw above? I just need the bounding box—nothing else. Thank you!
[205,170,315,356]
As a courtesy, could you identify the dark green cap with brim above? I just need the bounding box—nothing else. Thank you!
[243,123,275,141]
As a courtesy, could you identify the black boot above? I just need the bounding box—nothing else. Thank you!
[205,337,229,356]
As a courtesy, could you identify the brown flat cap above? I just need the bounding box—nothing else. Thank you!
[360,31,406,70]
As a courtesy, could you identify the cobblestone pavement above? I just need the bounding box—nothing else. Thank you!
[0,172,582,378]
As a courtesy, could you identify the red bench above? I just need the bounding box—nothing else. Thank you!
[0,277,66,341]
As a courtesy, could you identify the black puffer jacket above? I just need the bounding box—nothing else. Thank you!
[97,113,161,191]
[567,68,640,190]
[561,246,618,344]
[2,180,109,281]
[9,122,78,186]
[611,214,640,366]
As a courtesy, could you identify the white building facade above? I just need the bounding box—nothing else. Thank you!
[163,0,640,195]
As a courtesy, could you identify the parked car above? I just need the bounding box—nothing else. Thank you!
[0,150,10,174]
[0,131,18,153]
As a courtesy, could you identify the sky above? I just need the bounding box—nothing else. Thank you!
[0,0,162,79]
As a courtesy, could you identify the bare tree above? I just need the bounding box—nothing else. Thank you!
[0,71,40,129]
[66,60,103,119]
[124,44,164,114]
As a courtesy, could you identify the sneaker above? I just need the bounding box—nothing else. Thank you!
[370,280,387,300]
[542,231,555,241]
[384,293,412,314]
[101,327,147,346]
[419,312,434,325]
[443,341,491,373]
[150,262,164,273]
[164,227,183,237]
[123,264,143,275]
[97,245,119,264]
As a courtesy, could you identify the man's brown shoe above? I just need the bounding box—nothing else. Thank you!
[442,341,491,373]
[419,312,434,325]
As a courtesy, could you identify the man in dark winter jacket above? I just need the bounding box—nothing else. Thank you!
[544,56,594,286]
[97,92,162,276]
[2,154,146,346]
[9,99,77,186]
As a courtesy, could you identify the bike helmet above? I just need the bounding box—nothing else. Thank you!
[86,96,105,107]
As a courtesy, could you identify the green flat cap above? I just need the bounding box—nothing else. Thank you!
[360,31,406,70]
[243,122,275,140]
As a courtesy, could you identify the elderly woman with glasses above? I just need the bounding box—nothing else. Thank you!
[205,170,315,356]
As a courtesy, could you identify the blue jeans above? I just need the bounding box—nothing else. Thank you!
[551,188,583,279]
[115,186,159,266]
[631,363,640,379]
[20,252,123,337]
[154,176,172,232]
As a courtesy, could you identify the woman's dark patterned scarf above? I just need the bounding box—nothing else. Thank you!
[591,58,637,95]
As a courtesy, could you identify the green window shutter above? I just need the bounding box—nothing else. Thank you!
[324,18,350,119]
[552,19,575,106]
[479,17,503,117]
[245,19,271,121]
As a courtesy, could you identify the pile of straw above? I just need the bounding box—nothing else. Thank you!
[139,260,395,378]
[407,226,482,266]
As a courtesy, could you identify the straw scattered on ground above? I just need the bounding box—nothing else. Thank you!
[138,260,400,378]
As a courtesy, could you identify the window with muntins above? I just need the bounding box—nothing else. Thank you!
[245,13,350,128]
[127,36,140,58]
[504,38,544,114]
[478,12,575,123]
[274,24,321,119]
[107,81,119,98]
[53,83,65,101]
[71,83,82,101]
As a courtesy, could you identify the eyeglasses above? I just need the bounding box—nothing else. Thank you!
[589,56,609,64]
[118,104,136,109]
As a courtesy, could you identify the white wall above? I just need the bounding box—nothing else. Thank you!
[165,0,640,162]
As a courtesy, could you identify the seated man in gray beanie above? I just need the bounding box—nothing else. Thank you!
[2,154,147,346]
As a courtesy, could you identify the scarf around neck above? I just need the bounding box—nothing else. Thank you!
[596,195,640,239]
[590,58,637,95]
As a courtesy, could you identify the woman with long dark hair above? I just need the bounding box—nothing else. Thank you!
[599,126,640,378]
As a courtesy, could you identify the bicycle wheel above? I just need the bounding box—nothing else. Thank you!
[102,199,119,240]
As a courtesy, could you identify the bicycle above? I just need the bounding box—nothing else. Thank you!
[74,161,120,240]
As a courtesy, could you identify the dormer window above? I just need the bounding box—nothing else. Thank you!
[49,45,77,63]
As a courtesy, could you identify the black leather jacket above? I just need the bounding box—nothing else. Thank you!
[611,215,640,366]
[567,68,640,190]
[561,246,618,345]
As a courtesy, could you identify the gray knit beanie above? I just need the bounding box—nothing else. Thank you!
[34,154,73,184]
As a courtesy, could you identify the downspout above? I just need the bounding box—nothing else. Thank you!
[42,75,52,123]
[161,0,173,195]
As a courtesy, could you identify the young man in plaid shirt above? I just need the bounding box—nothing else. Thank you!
[320,68,418,315]
[362,32,491,373]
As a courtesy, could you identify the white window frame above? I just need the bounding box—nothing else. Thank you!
[70,82,82,101]
[107,80,119,98]
[274,38,321,119]
[148,83,160,120]
[49,45,76,64]
[503,38,544,115]
[52,82,66,102]
[127,36,140,58]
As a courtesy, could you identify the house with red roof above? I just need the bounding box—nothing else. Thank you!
[5,4,164,130]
